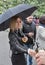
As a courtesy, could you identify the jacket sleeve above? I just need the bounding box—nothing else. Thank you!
[9,32,28,54]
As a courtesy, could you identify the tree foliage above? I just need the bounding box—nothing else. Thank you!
[0,0,45,16]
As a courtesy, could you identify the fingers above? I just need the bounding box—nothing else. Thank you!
[35,53,41,65]
[28,49,45,65]
[35,50,44,59]
[36,58,42,65]
[36,58,40,62]
[37,61,41,65]
[35,51,45,65]
[35,53,39,59]
[28,49,36,57]
[30,49,36,56]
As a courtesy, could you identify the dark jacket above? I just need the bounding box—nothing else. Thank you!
[9,30,28,54]
[22,21,36,45]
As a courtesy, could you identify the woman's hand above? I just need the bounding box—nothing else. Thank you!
[22,36,28,43]
[28,49,36,57]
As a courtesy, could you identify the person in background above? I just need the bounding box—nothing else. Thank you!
[35,15,45,65]
[33,15,39,27]
[36,15,45,51]
[30,15,45,65]
[23,16,36,65]
[8,15,35,65]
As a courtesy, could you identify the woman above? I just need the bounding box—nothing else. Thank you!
[8,15,35,65]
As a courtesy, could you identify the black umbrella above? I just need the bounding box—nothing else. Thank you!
[0,4,37,31]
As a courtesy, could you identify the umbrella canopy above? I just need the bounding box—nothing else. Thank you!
[0,4,37,31]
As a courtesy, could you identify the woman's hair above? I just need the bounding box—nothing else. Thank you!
[9,15,22,32]
[39,15,45,24]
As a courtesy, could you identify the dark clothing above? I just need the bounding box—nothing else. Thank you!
[11,53,26,65]
[22,21,36,46]
[9,30,28,54]
[9,30,28,65]
[22,21,36,65]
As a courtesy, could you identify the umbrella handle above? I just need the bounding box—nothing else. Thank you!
[35,48,38,53]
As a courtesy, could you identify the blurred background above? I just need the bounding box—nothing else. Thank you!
[0,0,45,17]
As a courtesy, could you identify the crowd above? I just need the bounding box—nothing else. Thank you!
[0,3,45,65]
[8,14,45,65]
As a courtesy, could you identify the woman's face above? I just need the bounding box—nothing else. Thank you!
[16,18,22,29]
[10,17,22,31]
